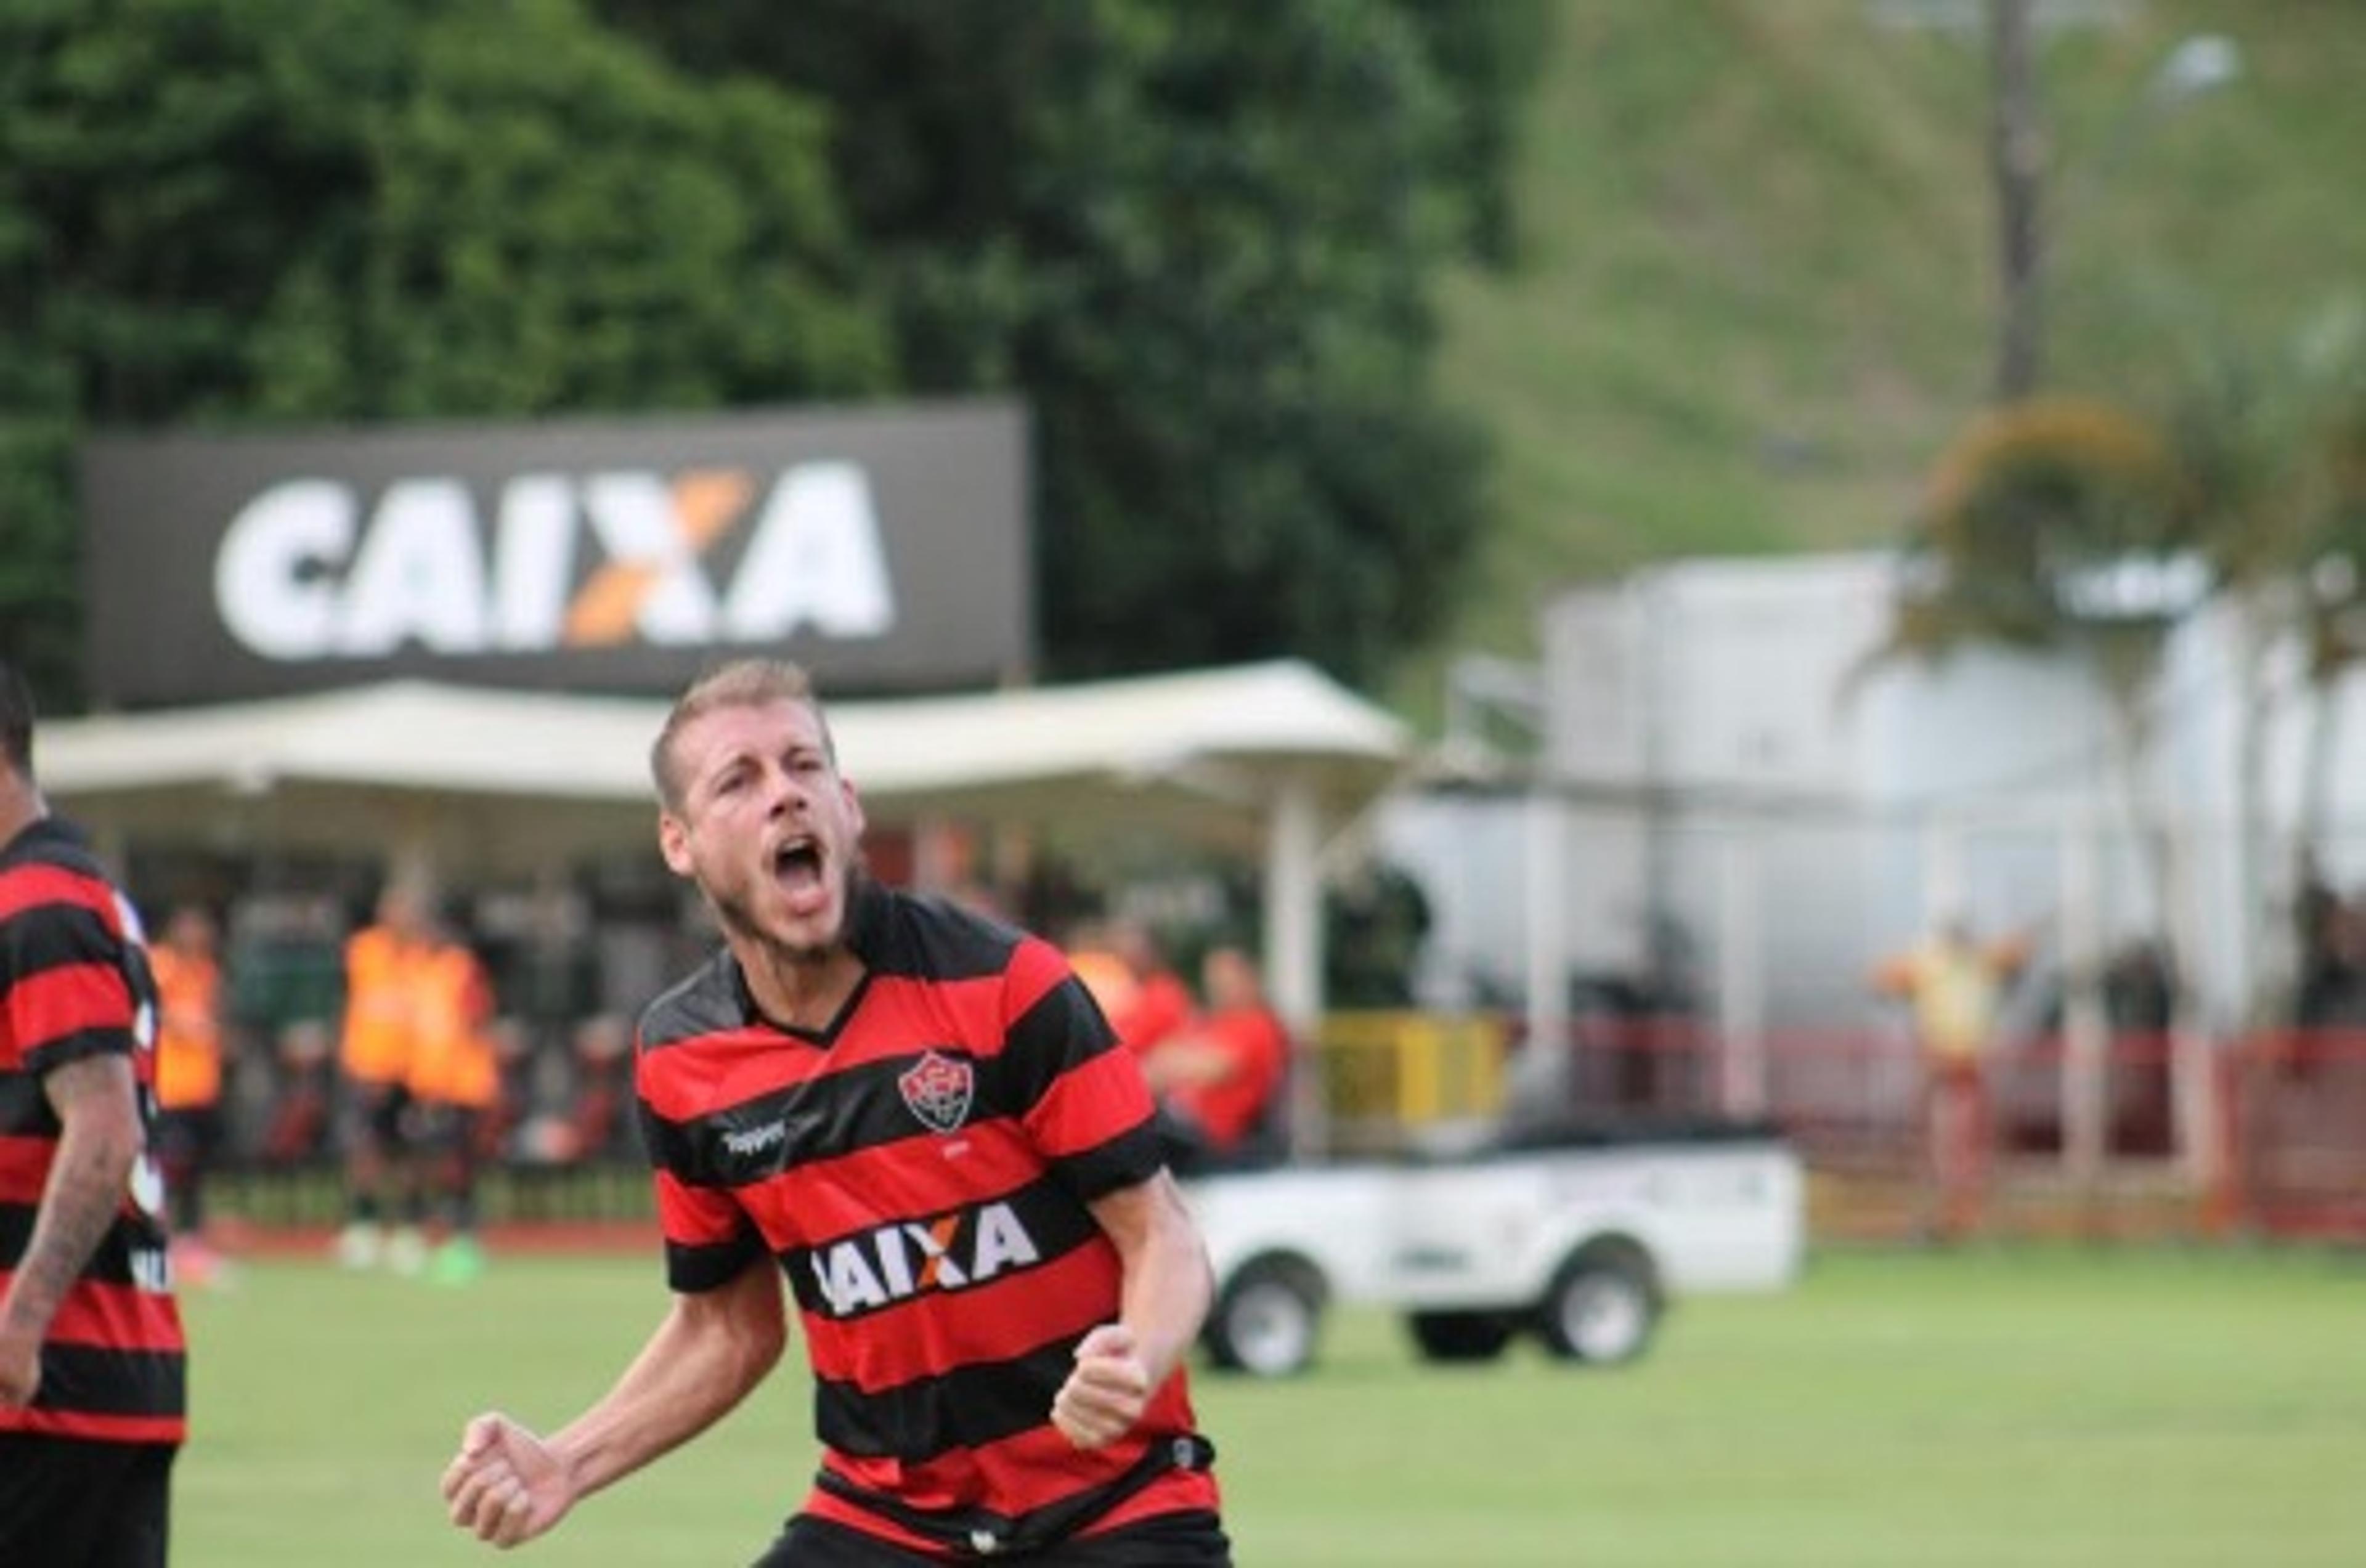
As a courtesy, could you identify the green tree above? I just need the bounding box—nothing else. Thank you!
[595,0,1539,687]
[0,0,887,705]
[1874,393,2216,1182]
[2161,299,2366,1021]
[2247,304,2366,874]
[1877,311,2366,1031]
[1880,396,2207,925]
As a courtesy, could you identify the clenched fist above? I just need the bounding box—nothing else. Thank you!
[1051,1323,1152,1450]
[441,1412,574,1549]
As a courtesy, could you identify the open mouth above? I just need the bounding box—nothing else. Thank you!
[773,837,826,897]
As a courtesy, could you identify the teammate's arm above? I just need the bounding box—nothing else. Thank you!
[1139,1031,1244,1092]
[1053,1169,1213,1450]
[441,1256,786,1548]
[0,1053,143,1407]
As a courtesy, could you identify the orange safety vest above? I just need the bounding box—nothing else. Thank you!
[405,943,501,1109]
[151,947,224,1110]
[341,925,425,1084]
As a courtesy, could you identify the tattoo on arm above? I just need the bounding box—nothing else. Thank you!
[2,1055,140,1339]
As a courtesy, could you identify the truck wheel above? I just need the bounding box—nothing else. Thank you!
[1536,1247,1659,1365]
[1203,1259,1323,1377]
[1405,1310,1515,1363]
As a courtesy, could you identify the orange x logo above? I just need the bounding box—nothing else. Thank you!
[562,469,752,646]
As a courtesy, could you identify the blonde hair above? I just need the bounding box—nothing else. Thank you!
[649,659,834,811]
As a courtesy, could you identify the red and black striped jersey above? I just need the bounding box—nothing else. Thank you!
[0,818,186,1445]
[635,882,1219,1557]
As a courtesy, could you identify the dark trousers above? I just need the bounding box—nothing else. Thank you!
[0,1432,175,1567]
[153,1105,223,1233]
[754,1511,1232,1567]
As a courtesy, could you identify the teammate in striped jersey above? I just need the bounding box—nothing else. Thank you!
[444,660,1232,1564]
[0,660,186,1566]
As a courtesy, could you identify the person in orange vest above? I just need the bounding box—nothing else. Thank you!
[150,902,234,1288]
[405,917,506,1286]
[336,882,435,1271]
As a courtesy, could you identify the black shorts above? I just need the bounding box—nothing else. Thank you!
[153,1105,224,1169]
[341,1079,412,1150]
[754,1510,1231,1567]
[408,1102,482,1157]
[0,1432,175,1568]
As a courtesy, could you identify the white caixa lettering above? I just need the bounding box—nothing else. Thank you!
[970,1201,1041,1278]
[808,1200,1041,1318]
[129,1246,171,1294]
[725,463,894,640]
[212,462,898,662]
[336,479,488,655]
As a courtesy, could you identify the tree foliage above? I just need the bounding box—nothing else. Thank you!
[1874,394,2209,938]
[595,0,1539,686]
[0,0,1542,707]
[0,0,887,705]
[1890,396,2202,681]
[1877,309,2366,981]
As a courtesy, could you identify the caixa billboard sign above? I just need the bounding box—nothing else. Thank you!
[81,402,1031,706]
[217,464,896,659]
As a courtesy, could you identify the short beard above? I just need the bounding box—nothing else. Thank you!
[710,859,858,967]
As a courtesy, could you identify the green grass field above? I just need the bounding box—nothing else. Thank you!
[175,1243,2364,1567]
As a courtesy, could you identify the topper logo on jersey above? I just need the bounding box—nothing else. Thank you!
[211,461,896,661]
[808,1200,1041,1318]
[721,1119,788,1161]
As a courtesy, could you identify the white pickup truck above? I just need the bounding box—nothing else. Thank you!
[1181,1116,1805,1377]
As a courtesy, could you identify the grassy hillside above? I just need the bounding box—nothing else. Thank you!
[1405,0,2366,720]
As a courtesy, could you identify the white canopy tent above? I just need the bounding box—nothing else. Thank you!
[34,659,1412,1028]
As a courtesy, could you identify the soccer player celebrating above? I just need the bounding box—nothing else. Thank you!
[0,660,185,1565]
[442,660,1231,1565]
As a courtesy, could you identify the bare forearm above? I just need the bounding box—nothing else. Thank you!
[550,1285,783,1500]
[1112,1188,1213,1387]
[3,1078,137,1340]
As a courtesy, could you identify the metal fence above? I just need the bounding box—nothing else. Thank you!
[1301,1006,2361,1238]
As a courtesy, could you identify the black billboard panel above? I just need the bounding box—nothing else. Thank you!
[81,400,1031,706]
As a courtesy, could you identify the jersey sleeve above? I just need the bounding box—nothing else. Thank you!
[1001,936,1166,1201]
[633,1055,765,1294]
[649,1161,766,1293]
[1,884,139,1078]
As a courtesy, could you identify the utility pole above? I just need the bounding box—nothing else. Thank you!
[1975,1,2242,404]
[1988,0,2046,402]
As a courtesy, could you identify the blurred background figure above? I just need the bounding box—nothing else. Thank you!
[558,1012,632,1164]
[404,912,506,1286]
[260,1018,336,1168]
[1061,918,1136,1026]
[1107,919,1196,1060]
[1871,915,2035,1242]
[335,882,433,1272]
[508,1012,633,1171]
[1143,944,1290,1176]
[149,903,234,1289]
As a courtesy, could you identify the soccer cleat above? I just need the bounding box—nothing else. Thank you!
[386,1225,430,1277]
[333,1222,383,1270]
[428,1235,487,1288]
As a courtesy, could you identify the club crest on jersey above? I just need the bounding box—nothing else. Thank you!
[898,1050,975,1134]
